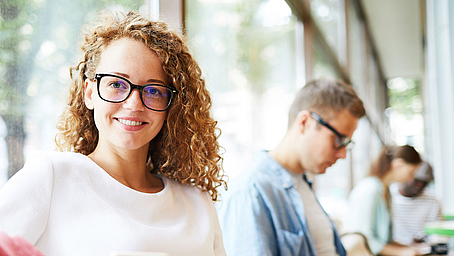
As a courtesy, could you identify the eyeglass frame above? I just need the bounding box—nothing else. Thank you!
[93,73,178,112]
[310,112,354,150]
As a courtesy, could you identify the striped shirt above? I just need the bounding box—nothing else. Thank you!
[390,183,442,245]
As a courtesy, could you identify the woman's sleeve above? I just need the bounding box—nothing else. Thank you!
[210,200,226,256]
[0,151,54,245]
[345,183,387,254]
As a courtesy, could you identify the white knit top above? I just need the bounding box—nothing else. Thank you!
[0,151,226,256]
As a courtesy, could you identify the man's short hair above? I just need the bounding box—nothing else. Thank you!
[288,78,366,127]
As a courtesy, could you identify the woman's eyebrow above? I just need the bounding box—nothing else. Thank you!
[109,71,165,84]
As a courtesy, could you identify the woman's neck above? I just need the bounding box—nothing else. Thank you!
[88,145,164,193]
[378,172,394,201]
[379,173,393,189]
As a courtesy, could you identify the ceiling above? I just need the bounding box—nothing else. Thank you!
[360,0,425,81]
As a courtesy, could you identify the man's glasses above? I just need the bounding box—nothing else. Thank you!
[94,73,177,112]
[310,112,354,150]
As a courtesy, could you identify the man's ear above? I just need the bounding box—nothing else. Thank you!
[84,79,94,110]
[295,110,311,133]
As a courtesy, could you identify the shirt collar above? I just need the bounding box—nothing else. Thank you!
[303,173,313,189]
[259,150,311,190]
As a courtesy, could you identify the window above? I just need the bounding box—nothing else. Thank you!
[185,0,302,179]
[0,0,149,186]
[309,0,344,57]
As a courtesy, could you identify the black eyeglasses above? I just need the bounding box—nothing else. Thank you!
[94,73,177,112]
[310,112,354,150]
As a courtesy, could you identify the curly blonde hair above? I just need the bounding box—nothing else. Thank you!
[55,10,226,201]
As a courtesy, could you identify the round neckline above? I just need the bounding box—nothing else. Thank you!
[79,153,168,196]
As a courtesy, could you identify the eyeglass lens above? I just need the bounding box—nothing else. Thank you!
[335,137,353,150]
[98,75,172,111]
[335,136,356,151]
[311,112,353,150]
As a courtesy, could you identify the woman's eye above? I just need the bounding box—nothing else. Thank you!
[145,87,166,96]
[151,88,161,95]
[109,81,127,90]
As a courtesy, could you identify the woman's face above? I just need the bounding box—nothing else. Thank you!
[392,158,419,183]
[84,38,168,154]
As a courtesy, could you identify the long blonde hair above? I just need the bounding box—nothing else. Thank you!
[55,11,226,201]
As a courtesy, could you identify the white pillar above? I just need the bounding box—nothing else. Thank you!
[159,0,184,34]
[149,0,159,20]
[425,0,454,214]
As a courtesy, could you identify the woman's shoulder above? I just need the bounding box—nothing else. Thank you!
[351,176,384,196]
[22,150,90,175]
[161,176,216,206]
[162,176,209,195]
[1,151,85,196]
[356,176,382,188]
[25,150,87,166]
[26,150,85,161]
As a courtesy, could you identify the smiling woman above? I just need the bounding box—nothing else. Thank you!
[0,10,226,256]
[83,38,170,160]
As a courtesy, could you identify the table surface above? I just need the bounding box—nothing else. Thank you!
[425,220,454,236]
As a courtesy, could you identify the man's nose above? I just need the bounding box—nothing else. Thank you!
[336,146,347,159]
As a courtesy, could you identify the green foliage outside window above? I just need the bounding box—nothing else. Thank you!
[388,77,422,118]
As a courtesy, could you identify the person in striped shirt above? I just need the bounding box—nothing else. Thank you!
[390,161,442,246]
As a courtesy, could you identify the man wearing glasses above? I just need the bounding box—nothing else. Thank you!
[218,78,366,256]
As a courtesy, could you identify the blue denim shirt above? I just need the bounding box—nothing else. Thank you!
[218,151,346,256]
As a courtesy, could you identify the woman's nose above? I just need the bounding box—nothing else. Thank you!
[122,89,145,111]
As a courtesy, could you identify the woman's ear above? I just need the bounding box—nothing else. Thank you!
[84,79,94,110]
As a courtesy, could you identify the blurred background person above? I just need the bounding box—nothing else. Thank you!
[218,78,365,256]
[343,145,422,256]
[390,161,442,246]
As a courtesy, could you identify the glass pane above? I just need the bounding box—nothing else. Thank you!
[312,42,340,79]
[309,0,341,53]
[388,77,424,151]
[347,1,367,93]
[0,0,147,186]
[185,0,300,179]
